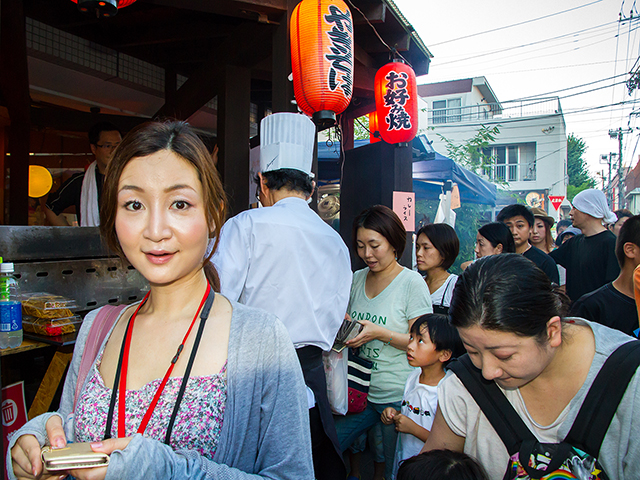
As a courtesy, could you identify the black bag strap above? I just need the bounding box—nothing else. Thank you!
[565,340,640,457]
[448,354,536,456]
[164,290,215,444]
[451,341,640,464]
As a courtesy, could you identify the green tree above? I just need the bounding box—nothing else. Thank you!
[435,125,501,175]
[416,126,500,271]
[567,133,595,201]
[325,115,370,142]
[354,115,370,140]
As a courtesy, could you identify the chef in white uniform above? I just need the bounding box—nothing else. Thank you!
[212,112,352,480]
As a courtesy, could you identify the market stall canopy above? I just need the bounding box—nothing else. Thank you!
[318,135,497,206]
[413,158,497,206]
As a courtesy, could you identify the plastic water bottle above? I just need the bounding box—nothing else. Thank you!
[0,259,22,349]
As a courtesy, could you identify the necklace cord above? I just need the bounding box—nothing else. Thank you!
[164,290,214,443]
[103,284,213,442]
[103,293,149,440]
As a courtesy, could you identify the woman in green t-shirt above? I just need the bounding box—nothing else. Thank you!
[335,205,432,480]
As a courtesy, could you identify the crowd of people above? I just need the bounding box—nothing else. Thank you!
[7,114,640,480]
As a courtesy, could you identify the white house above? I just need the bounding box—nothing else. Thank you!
[417,77,568,219]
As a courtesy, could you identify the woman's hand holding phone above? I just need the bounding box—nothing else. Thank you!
[10,414,132,480]
[11,416,67,480]
[67,437,132,480]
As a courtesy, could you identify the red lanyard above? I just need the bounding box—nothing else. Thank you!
[116,283,211,438]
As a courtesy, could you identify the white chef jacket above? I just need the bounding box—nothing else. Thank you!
[211,196,352,351]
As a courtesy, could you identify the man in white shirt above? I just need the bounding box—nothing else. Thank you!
[45,122,122,226]
[212,112,352,479]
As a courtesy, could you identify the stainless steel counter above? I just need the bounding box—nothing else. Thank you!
[0,226,148,309]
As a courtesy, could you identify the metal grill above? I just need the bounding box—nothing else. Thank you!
[0,226,148,311]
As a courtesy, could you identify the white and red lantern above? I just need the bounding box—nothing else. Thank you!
[374,60,418,144]
[72,0,137,18]
[290,0,354,125]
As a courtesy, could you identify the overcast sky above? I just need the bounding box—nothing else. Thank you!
[392,0,639,184]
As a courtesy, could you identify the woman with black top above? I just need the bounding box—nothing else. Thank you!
[415,224,460,314]
[461,222,516,271]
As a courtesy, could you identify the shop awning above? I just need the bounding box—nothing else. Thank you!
[413,158,497,206]
[318,135,497,206]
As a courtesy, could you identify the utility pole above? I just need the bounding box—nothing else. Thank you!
[600,153,616,207]
[609,128,632,209]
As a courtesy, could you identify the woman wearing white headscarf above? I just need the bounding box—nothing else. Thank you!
[550,189,620,302]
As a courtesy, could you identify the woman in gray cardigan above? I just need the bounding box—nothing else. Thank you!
[8,121,312,480]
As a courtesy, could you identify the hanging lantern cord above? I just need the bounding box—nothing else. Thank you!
[354,115,375,138]
[335,119,347,184]
[344,0,413,67]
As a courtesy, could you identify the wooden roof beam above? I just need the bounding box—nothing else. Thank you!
[154,22,275,120]
[112,23,236,48]
[357,31,410,53]
[354,44,376,69]
[145,0,286,18]
[352,2,386,24]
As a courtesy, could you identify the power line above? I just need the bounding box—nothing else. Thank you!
[434,21,622,68]
[508,73,628,101]
[433,20,620,63]
[423,98,640,132]
[433,58,633,77]
[432,22,614,66]
[429,0,605,47]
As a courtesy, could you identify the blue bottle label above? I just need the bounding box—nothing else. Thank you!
[0,302,22,332]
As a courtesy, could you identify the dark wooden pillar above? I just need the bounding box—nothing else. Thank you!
[340,141,413,268]
[218,65,251,216]
[340,115,355,151]
[1,0,29,225]
[272,0,297,113]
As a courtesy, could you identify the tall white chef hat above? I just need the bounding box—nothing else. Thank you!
[260,113,315,177]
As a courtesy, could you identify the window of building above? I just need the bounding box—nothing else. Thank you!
[482,143,536,182]
[433,100,446,124]
[432,98,462,124]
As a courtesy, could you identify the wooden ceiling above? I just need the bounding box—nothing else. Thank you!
[22,0,431,116]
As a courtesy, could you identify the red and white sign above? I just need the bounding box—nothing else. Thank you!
[549,195,565,211]
[3,382,28,479]
[393,191,415,232]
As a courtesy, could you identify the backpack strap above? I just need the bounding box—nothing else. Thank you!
[73,304,128,409]
[565,340,640,457]
[448,354,536,456]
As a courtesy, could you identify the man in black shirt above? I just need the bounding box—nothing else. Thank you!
[570,214,640,336]
[496,204,559,284]
[45,122,122,226]
[549,189,619,302]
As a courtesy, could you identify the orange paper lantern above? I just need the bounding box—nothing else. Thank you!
[374,61,418,144]
[291,0,354,125]
[369,111,381,143]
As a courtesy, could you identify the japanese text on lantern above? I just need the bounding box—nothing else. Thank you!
[384,71,412,130]
[324,5,353,97]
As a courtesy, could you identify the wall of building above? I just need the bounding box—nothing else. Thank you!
[418,86,567,218]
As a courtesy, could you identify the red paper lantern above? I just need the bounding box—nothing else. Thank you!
[290,0,354,125]
[369,111,381,143]
[374,61,418,144]
[72,0,137,18]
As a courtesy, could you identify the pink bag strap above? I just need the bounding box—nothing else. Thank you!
[74,304,127,409]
